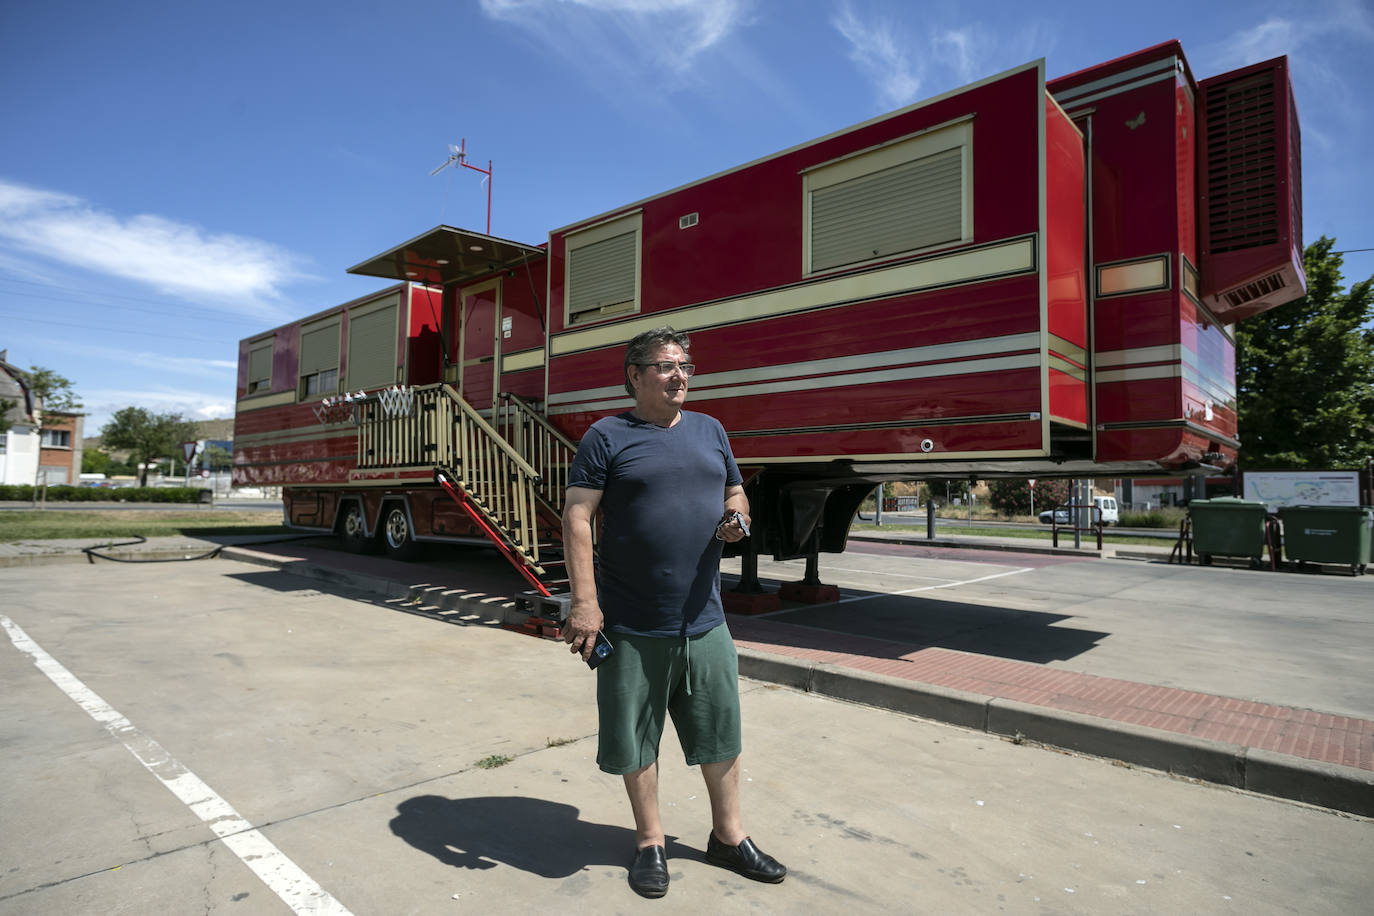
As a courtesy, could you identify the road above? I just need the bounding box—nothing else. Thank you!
[1,553,1370,914]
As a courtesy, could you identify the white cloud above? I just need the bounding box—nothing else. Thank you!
[831,3,1055,111]
[0,179,302,317]
[1211,0,1374,72]
[83,387,236,436]
[832,4,922,109]
[480,0,752,80]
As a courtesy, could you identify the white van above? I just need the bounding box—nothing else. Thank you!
[1039,495,1120,526]
[1093,495,1119,525]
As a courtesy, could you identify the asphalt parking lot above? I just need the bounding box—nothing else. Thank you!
[1,542,1371,914]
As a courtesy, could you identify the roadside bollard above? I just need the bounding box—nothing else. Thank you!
[927,499,936,540]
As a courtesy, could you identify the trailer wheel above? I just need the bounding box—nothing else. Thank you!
[382,504,424,560]
[338,502,378,554]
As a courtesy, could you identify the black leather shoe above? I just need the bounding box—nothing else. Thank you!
[704,833,786,883]
[629,845,669,898]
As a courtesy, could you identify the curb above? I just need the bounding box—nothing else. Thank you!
[736,647,1374,818]
[0,548,224,568]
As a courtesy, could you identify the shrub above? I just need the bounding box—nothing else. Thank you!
[0,485,209,503]
[1119,507,1187,529]
[986,479,1071,516]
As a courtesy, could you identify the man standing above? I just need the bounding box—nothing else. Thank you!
[562,327,786,898]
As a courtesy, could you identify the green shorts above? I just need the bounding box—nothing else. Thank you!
[596,623,742,775]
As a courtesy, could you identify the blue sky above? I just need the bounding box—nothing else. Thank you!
[2,0,1371,435]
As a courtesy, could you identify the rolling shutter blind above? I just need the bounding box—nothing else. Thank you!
[299,321,339,374]
[346,302,398,391]
[568,230,636,317]
[810,147,963,272]
[247,343,272,389]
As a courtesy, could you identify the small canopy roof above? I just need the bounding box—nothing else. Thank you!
[347,226,544,286]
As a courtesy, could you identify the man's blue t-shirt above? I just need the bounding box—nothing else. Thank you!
[566,410,742,638]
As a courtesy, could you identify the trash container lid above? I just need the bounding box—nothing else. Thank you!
[1189,497,1267,509]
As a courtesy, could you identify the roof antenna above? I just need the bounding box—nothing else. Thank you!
[431,138,493,235]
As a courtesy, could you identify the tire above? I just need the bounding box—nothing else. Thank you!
[381,503,425,560]
[1200,553,1212,566]
[338,501,378,554]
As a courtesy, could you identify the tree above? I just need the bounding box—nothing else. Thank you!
[1235,237,1374,469]
[82,448,112,476]
[987,478,1070,517]
[26,366,83,416]
[202,444,232,471]
[100,408,199,486]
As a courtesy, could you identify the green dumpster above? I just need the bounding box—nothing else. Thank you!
[1189,497,1270,567]
[1278,505,1372,575]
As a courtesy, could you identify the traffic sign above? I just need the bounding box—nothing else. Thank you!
[1028,479,1036,489]
[182,441,197,461]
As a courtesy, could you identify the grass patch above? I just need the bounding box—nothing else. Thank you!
[475,754,513,769]
[0,509,288,543]
[546,736,577,748]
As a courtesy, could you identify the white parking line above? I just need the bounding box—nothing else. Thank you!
[2,615,353,916]
[832,566,1035,604]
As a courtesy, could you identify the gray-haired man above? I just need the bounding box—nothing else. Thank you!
[562,326,786,898]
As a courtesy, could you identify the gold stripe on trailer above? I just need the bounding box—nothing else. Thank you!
[235,391,299,411]
[550,235,1037,357]
[747,448,1048,464]
[1047,334,1086,366]
[501,347,545,373]
[548,352,1042,416]
[233,426,357,447]
[550,331,1041,409]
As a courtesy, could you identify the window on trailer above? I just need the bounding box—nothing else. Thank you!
[247,339,273,393]
[346,295,400,391]
[804,119,972,275]
[566,211,642,325]
[299,319,340,398]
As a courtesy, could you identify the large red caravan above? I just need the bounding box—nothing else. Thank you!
[233,41,1304,607]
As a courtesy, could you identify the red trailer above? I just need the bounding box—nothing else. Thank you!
[233,41,1304,613]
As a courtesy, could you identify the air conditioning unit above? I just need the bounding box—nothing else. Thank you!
[1197,56,1305,323]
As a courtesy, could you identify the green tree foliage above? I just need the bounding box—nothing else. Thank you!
[1236,237,1374,469]
[1,366,81,437]
[100,408,199,487]
[25,366,83,416]
[202,444,232,470]
[81,448,112,475]
[986,478,1071,516]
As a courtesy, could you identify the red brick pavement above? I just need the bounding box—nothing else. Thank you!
[728,616,1374,772]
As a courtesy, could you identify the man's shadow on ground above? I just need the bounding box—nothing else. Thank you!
[389,795,704,878]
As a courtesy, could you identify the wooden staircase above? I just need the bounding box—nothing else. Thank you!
[355,383,587,635]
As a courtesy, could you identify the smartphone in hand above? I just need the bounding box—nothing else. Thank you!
[586,631,614,669]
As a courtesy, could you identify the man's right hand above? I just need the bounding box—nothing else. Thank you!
[563,599,605,662]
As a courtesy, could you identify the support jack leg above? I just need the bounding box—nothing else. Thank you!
[778,553,840,604]
[723,548,782,615]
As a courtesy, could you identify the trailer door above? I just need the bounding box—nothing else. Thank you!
[458,278,500,412]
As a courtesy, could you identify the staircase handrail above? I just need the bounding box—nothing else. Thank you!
[497,391,580,512]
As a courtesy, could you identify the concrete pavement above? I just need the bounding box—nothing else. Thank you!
[1,557,1370,914]
[1,525,1370,819]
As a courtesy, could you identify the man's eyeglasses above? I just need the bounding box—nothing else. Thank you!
[637,361,696,377]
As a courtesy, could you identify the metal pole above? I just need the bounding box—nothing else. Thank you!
[927,499,936,540]
[1073,478,1082,549]
[875,482,883,527]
